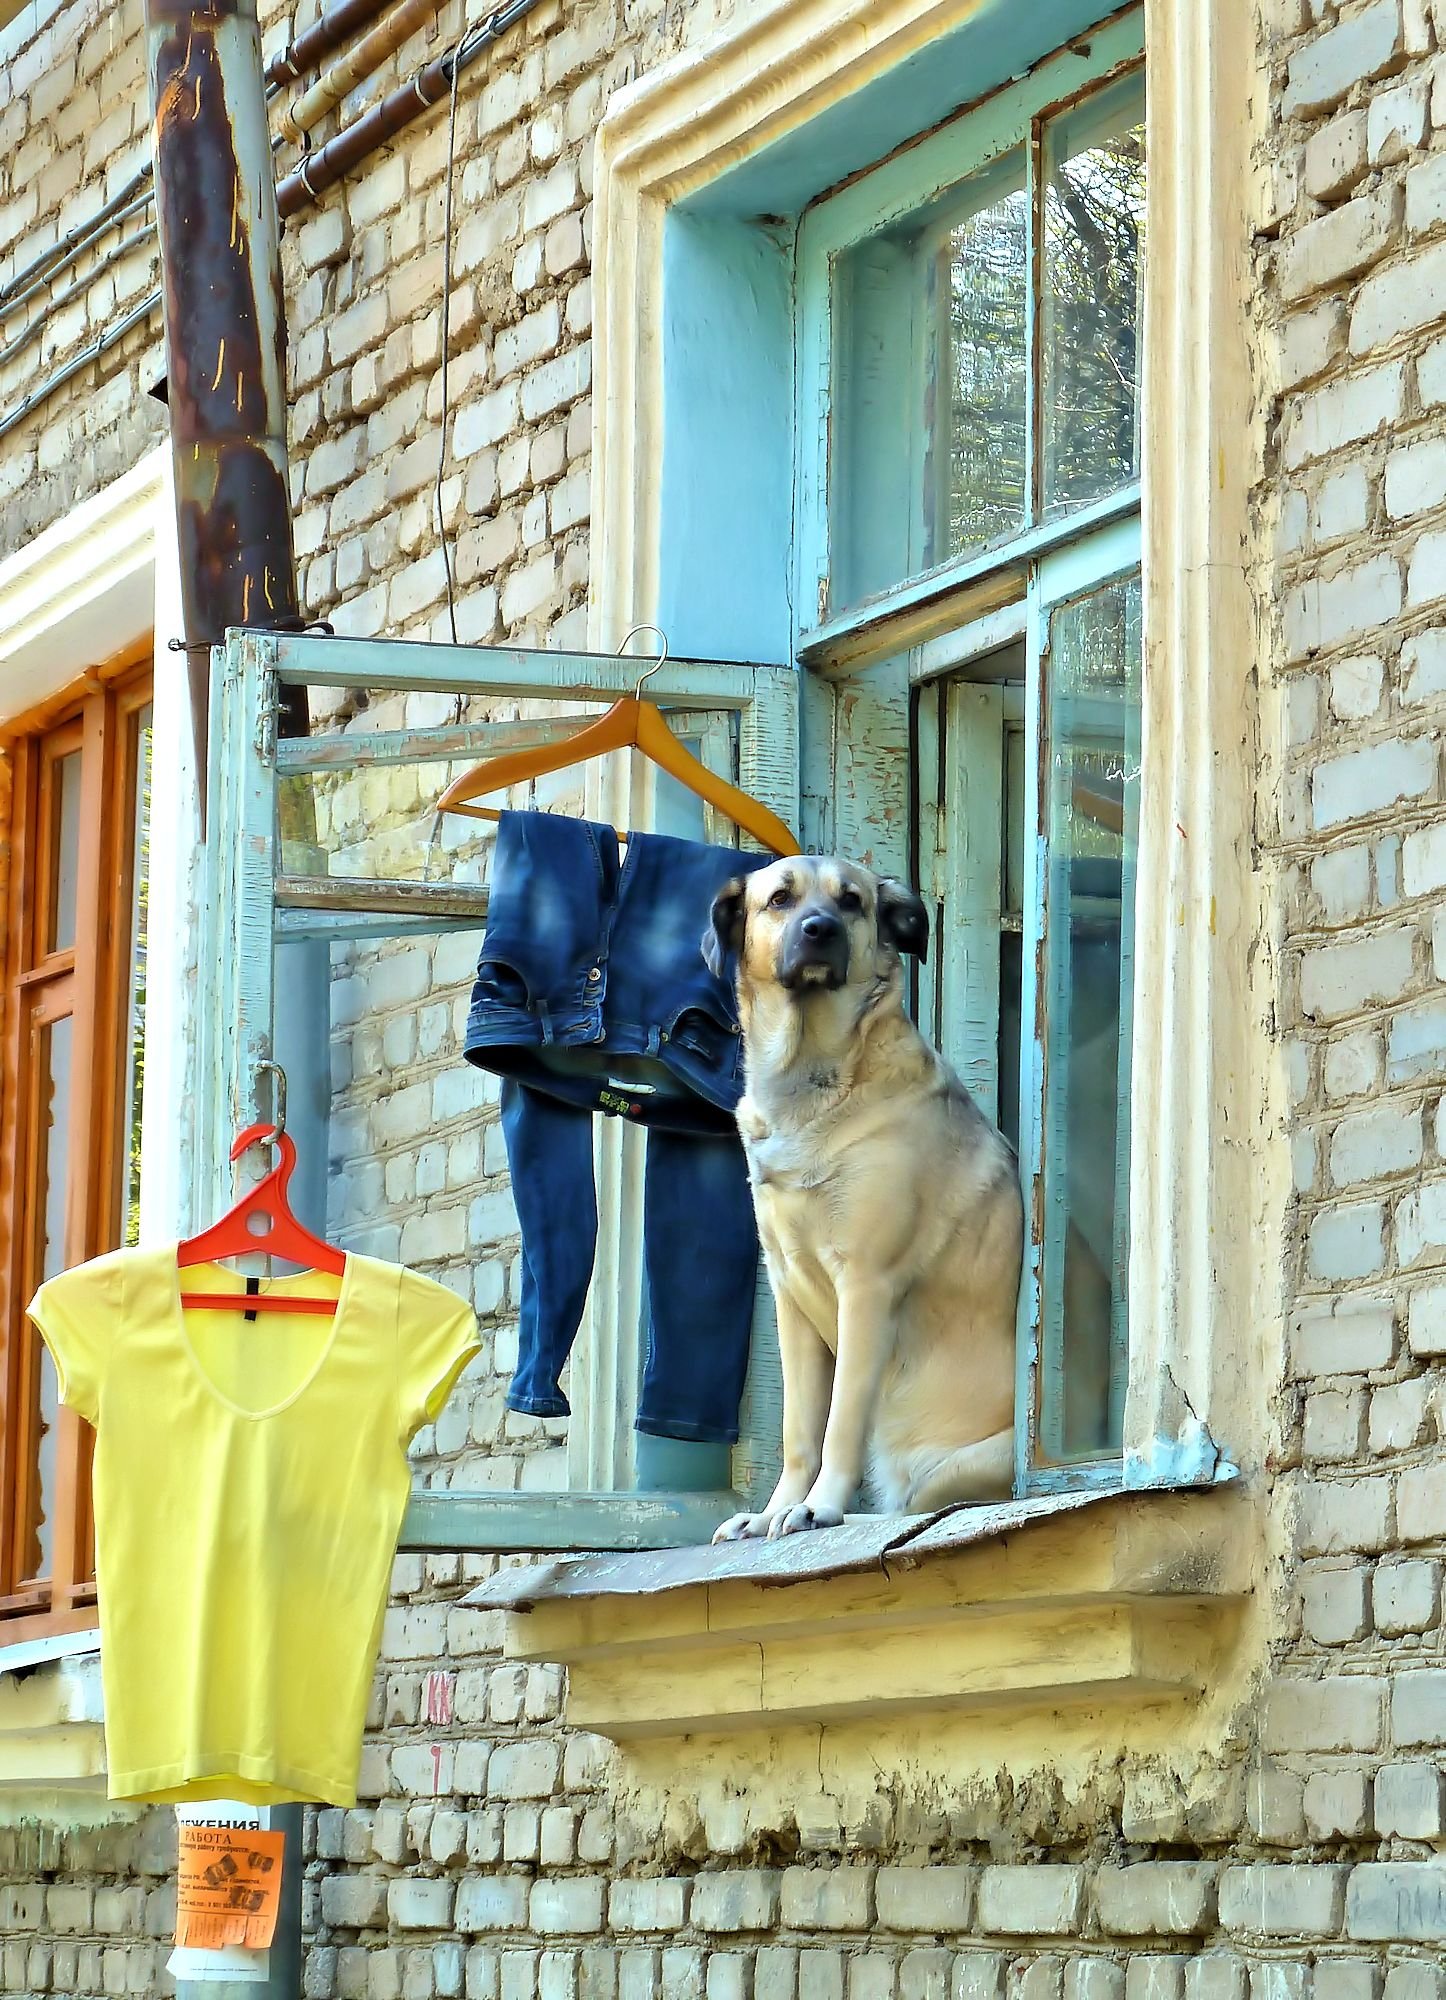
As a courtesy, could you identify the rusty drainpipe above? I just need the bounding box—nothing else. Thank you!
[145,0,307,811]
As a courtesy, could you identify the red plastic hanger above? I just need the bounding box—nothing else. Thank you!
[177,1120,345,1318]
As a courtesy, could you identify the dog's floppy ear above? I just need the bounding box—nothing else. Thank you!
[702,877,747,980]
[877,878,929,964]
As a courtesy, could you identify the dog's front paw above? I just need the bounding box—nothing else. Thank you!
[712,1511,774,1543]
[767,1502,845,1537]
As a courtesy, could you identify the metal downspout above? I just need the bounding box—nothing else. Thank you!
[142,8,308,1998]
[144,0,306,804]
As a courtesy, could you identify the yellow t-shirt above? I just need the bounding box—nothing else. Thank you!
[28,1243,480,1807]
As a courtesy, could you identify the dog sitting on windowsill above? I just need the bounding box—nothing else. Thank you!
[704,856,1024,1541]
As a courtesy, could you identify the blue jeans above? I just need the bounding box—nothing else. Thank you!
[500,1077,757,1442]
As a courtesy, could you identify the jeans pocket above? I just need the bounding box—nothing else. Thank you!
[668,1007,735,1066]
[473,957,531,1007]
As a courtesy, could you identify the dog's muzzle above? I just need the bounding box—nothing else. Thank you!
[778,909,850,991]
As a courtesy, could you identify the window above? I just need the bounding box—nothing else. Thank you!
[794,13,1146,1490]
[0,657,153,1637]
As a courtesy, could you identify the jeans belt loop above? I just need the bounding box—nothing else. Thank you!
[537,1000,554,1046]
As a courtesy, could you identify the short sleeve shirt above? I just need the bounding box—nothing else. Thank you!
[28,1245,479,1806]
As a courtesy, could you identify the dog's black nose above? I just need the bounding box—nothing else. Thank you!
[800,911,843,942]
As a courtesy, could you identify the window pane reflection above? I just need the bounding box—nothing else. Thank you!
[50,750,83,954]
[1039,574,1141,1460]
[30,1012,74,1578]
[832,150,1028,605]
[1041,71,1147,518]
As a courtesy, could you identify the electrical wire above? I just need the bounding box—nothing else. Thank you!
[0,168,153,317]
[0,289,161,448]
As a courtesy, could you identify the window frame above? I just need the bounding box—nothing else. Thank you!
[199,628,800,1548]
[0,650,154,1641]
[792,23,1146,1494]
[592,0,1265,1509]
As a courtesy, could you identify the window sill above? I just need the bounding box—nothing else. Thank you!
[469,1484,1250,1739]
[0,1640,106,1792]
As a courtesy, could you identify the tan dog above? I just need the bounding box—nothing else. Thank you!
[704,857,1023,1540]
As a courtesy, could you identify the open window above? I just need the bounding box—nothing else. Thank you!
[198,629,798,1551]
[794,14,1146,1493]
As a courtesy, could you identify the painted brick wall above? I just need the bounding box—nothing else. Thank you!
[1,0,1445,1996]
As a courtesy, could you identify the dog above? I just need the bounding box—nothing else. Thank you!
[703,856,1023,1539]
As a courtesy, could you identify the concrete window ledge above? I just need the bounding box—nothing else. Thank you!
[0,1640,106,1792]
[468,1485,1251,1739]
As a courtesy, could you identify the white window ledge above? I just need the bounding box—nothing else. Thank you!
[0,1641,106,1792]
[469,1483,1250,1739]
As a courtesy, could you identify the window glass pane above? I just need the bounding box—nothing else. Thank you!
[1039,572,1141,1461]
[832,149,1028,607]
[49,749,83,954]
[1041,70,1147,519]
[120,706,154,1247]
[30,1012,73,1578]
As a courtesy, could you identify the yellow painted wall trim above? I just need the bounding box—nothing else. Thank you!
[496,1490,1251,1742]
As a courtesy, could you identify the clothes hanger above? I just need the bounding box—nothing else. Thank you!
[433,629,801,857]
[177,1064,345,1317]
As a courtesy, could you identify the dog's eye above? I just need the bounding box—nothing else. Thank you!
[836,888,862,912]
[768,887,793,909]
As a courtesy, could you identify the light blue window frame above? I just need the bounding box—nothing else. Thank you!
[789,10,1146,1496]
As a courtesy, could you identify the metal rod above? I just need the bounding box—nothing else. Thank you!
[0,290,161,449]
[279,0,440,141]
[276,0,542,216]
[0,222,158,372]
[0,162,153,310]
[264,0,392,86]
[0,187,155,324]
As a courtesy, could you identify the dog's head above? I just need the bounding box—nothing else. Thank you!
[702,857,928,994]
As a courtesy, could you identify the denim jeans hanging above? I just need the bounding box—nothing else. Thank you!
[463,810,771,1442]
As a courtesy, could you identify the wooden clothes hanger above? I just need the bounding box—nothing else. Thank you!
[434,633,801,858]
[177,1065,345,1317]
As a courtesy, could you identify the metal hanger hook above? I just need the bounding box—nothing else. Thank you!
[617,624,669,699]
[254,1059,288,1143]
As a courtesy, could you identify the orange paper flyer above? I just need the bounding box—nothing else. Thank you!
[175,1824,286,1951]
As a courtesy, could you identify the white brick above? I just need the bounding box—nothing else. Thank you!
[1407,148,1446,235]
[455,385,521,459]
[1312,844,1371,919]
[976,1868,1083,1936]
[1304,109,1368,198]
[1403,819,1446,895]
[1330,1102,1423,1184]
[1387,438,1446,520]
[1346,1864,1446,1941]
[1407,527,1446,607]
[1283,363,1406,469]
[874,1866,975,1933]
[388,1878,455,1929]
[1375,1764,1446,1838]
[1291,1294,1397,1376]
[1281,186,1402,302]
[1324,1028,1383,1100]
[1401,629,1446,706]
[1307,1200,1386,1279]
[1388,997,1446,1080]
[1314,463,1370,541]
[1371,77,1429,162]
[1370,1375,1431,1451]
[1354,237,1446,353]
[1279,301,1349,388]
[1374,1557,1441,1631]
[486,1741,559,1800]
[1303,1768,1373,1839]
[1300,927,1414,1019]
[1397,1175,1446,1263]
[1285,553,1403,656]
[1297,1475,1394,1554]
[1407,1280,1446,1354]
[1218,1864,1348,1937]
[1283,3,1405,118]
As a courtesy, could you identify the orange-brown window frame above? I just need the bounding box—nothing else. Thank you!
[0,645,154,1643]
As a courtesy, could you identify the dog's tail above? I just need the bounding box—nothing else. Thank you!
[902,1428,1014,1511]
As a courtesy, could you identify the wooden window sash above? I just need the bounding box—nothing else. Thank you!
[0,652,152,1635]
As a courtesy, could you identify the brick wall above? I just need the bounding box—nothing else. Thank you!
[2,0,1446,1995]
